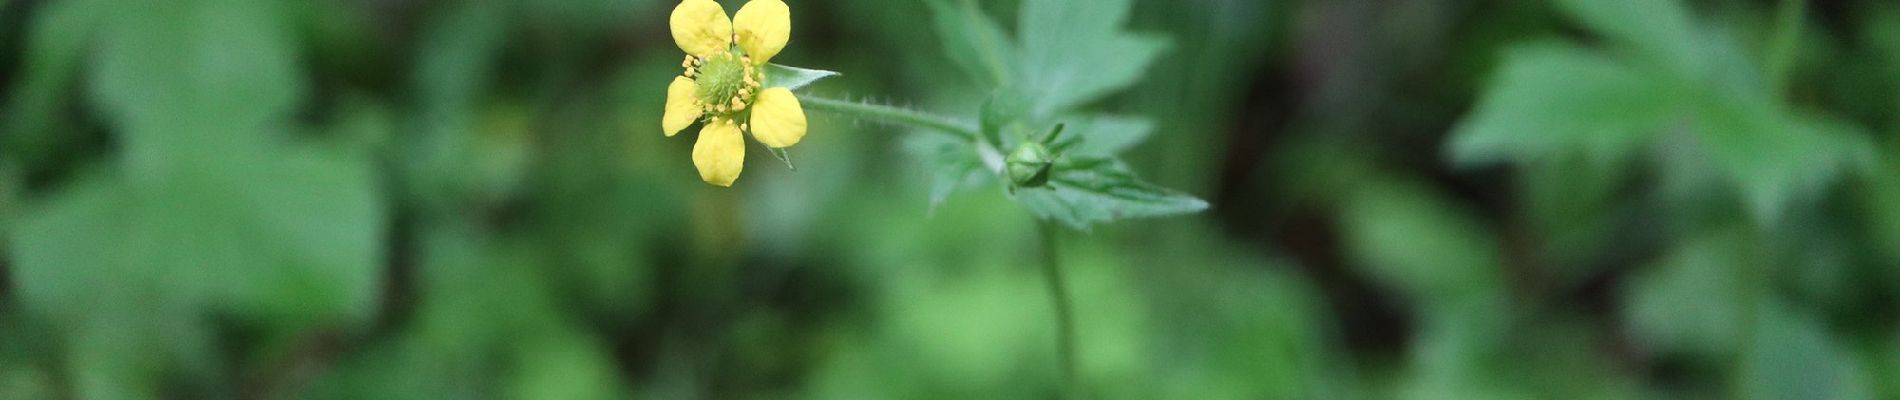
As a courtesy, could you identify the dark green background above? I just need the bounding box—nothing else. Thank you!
[1,0,1897,398]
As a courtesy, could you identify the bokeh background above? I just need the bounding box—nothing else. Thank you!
[3,0,1900,398]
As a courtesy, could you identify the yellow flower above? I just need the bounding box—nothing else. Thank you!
[664,0,807,187]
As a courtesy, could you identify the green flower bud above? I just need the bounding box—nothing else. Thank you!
[1007,141,1054,188]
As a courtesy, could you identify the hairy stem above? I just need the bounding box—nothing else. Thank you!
[797,95,980,142]
[1039,222,1077,396]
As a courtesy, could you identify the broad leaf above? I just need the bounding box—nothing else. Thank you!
[1692,98,1869,222]
[980,88,1034,143]
[1337,180,1501,306]
[1017,0,1169,115]
[91,0,301,157]
[1866,158,1900,269]
[1624,229,1755,356]
[904,134,992,211]
[1554,0,1701,76]
[1447,43,1686,167]
[1048,114,1153,158]
[2,0,107,165]
[927,0,1016,87]
[11,149,385,329]
[0,165,15,235]
[762,63,840,92]
[1014,157,1206,229]
[1737,303,1873,400]
[14,0,384,333]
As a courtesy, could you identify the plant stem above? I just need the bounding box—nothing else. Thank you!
[796,95,981,142]
[1038,222,1077,396]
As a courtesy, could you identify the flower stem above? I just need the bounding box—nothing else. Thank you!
[1038,222,1077,397]
[796,95,981,142]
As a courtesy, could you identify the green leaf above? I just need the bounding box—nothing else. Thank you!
[1623,228,1756,356]
[1518,152,1638,286]
[12,0,383,338]
[1738,303,1873,400]
[1447,43,1686,167]
[1337,180,1502,306]
[10,177,135,316]
[1554,0,1700,76]
[1866,158,1900,270]
[926,0,1016,87]
[2,0,107,165]
[904,134,992,211]
[1048,114,1153,158]
[1014,157,1206,230]
[0,164,16,236]
[1017,0,1169,115]
[91,0,301,156]
[11,149,385,328]
[408,1,508,207]
[762,63,840,92]
[510,333,625,400]
[980,88,1033,144]
[1692,98,1869,222]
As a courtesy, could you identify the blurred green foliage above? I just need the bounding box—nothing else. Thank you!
[0,0,1898,399]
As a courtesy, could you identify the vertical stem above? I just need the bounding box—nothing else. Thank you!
[1038,222,1077,396]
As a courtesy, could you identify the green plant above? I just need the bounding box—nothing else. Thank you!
[788,0,1206,394]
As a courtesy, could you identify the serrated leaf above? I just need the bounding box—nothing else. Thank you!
[980,88,1033,143]
[762,63,839,92]
[1447,43,1685,167]
[1048,114,1153,157]
[1017,0,1168,115]
[927,0,1016,87]
[1014,157,1206,230]
[904,134,991,211]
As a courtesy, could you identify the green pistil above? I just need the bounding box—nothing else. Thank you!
[695,53,746,108]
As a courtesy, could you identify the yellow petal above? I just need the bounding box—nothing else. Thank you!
[663,76,702,136]
[692,119,746,186]
[670,0,732,57]
[733,0,790,64]
[747,88,806,148]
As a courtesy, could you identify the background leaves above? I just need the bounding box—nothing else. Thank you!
[917,0,1205,230]
[0,0,1897,398]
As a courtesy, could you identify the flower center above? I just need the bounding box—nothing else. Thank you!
[685,51,762,118]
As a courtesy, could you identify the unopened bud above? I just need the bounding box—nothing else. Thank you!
[1006,141,1054,188]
